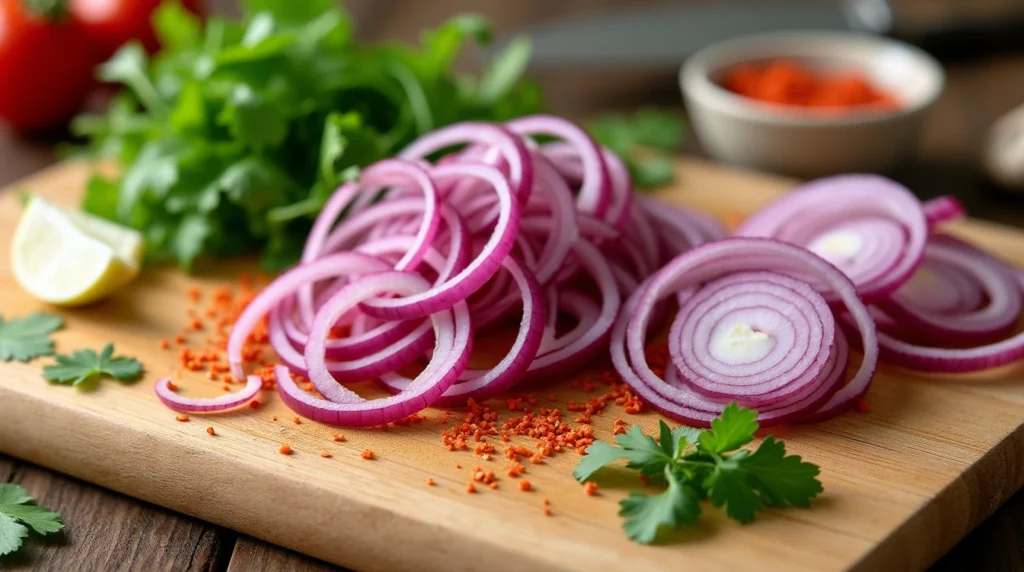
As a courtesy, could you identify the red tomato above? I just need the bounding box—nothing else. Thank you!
[70,0,206,59]
[0,2,100,134]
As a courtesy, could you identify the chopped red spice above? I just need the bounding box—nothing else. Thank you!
[543,507,552,517]
[332,434,346,442]
[489,482,498,490]
[361,449,375,460]
[159,339,171,350]
[583,482,598,496]
[206,427,216,436]
[271,415,278,422]
[279,444,292,455]
[249,400,261,410]
[466,483,476,494]
[320,450,333,459]
[425,478,435,487]
[518,480,532,492]
[292,416,302,425]
[166,381,178,392]
[175,414,189,422]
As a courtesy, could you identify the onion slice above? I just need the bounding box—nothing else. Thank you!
[155,375,262,412]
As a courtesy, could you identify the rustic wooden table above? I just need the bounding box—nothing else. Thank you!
[1,1,1022,570]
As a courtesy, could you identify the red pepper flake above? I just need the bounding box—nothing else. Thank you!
[175,334,186,345]
[320,450,333,459]
[518,480,532,492]
[175,414,189,422]
[543,507,552,517]
[474,443,495,455]
[159,339,171,350]
[279,444,292,455]
[271,415,278,422]
[426,478,435,487]
[190,319,203,331]
[583,482,598,496]
[543,498,550,506]
[249,400,261,410]
[466,483,476,494]
[361,449,375,460]
[166,381,178,392]
[332,434,346,442]
[222,384,230,392]
[489,482,499,490]
[187,286,201,302]
[292,416,302,425]
[856,399,870,413]
[455,463,461,469]
[206,427,216,436]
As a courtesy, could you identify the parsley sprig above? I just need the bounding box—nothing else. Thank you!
[0,312,64,363]
[574,403,822,544]
[43,343,143,387]
[587,108,687,190]
[0,484,63,558]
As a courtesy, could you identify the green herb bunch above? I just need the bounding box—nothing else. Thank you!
[73,0,539,270]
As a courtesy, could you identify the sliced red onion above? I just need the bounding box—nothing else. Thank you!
[359,163,521,320]
[155,375,262,412]
[878,240,1020,343]
[282,272,472,426]
[400,122,533,203]
[669,272,835,405]
[229,252,390,380]
[506,115,611,219]
[736,175,928,303]
[615,238,877,426]
[524,240,620,379]
[379,256,545,405]
[537,290,602,355]
[923,195,966,228]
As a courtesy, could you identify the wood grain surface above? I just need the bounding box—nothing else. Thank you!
[1,1,1023,570]
[0,159,1022,571]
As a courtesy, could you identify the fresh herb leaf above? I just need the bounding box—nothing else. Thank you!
[573,404,822,545]
[587,108,687,190]
[43,343,143,386]
[76,5,540,271]
[0,312,64,363]
[620,470,700,544]
[0,484,63,558]
[698,402,758,455]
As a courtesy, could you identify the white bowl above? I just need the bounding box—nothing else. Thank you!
[680,31,945,178]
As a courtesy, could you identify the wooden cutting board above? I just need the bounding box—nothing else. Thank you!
[0,160,1021,572]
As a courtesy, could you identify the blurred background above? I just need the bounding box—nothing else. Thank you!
[1,0,1024,570]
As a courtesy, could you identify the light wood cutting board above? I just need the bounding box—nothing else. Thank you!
[0,160,1021,572]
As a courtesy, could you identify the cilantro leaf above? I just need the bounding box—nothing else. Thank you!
[0,513,28,557]
[620,470,700,544]
[0,484,63,558]
[573,441,632,483]
[616,425,672,476]
[587,108,687,190]
[671,425,703,457]
[477,36,532,105]
[698,402,759,455]
[738,436,823,509]
[0,485,32,506]
[574,403,822,545]
[0,312,64,363]
[43,343,143,386]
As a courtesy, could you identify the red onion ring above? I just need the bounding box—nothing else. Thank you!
[154,375,262,412]
[736,174,928,303]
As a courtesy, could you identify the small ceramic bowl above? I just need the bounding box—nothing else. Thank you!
[680,31,945,178]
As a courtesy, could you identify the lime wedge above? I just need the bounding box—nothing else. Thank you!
[11,198,144,306]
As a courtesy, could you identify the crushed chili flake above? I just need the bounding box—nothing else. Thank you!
[320,450,333,459]
[361,449,375,460]
[271,415,278,422]
[175,414,189,422]
[426,478,435,486]
[543,507,552,517]
[332,434,346,442]
[474,443,495,456]
[543,498,550,506]
[166,381,178,392]
[518,480,532,492]
[471,467,496,485]
[249,400,261,410]
[175,335,186,345]
[455,463,462,469]
[206,427,216,436]
[279,444,292,455]
[159,339,171,350]
[583,482,598,496]
[292,416,302,425]
[466,483,476,494]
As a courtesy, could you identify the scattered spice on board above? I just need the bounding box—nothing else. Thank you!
[361,449,375,460]
[320,450,332,459]
[206,427,216,436]
[175,414,189,422]
[279,444,292,455]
